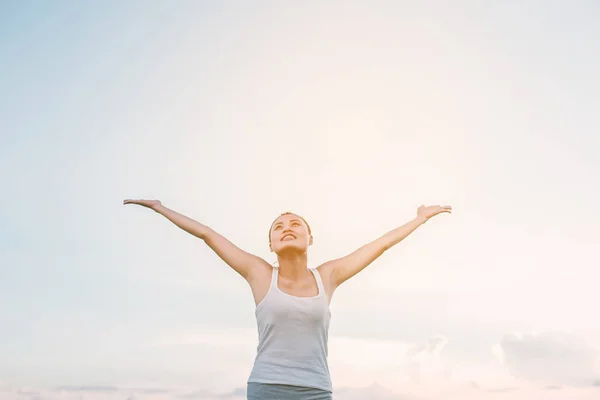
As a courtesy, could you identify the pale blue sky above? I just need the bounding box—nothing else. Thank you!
[1,1,599,399]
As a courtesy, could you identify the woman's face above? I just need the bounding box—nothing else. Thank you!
[269,213,312,255]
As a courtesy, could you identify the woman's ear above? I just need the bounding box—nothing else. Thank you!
[309,236,313,246]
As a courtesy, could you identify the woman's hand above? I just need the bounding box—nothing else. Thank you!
[417,205,452,222]
[123,199,162,211]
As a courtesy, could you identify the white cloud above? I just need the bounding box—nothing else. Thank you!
[497,330,599,386]
[328,336,412,389]
[406,335,450,385]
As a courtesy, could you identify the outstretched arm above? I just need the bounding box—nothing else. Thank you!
[123,199,267,280]
[321,205,452,288]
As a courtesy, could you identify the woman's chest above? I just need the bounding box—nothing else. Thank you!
[260,295,330,326]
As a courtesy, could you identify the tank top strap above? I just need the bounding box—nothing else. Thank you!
[310,267,326,296]
[269,265,279,290]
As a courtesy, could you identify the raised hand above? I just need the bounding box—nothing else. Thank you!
[417,205,452,221]
[123,199,162,211]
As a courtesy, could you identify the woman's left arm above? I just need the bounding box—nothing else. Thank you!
[320,205,452,288]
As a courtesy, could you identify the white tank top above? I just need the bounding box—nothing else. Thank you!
[247,266,332,391]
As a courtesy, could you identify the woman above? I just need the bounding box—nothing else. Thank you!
[123,199,451,399]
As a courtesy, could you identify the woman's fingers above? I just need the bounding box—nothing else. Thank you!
[124,199,142,205]
[438,205,452,213]
[123,199,159,208]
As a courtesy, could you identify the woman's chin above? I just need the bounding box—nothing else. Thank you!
[275,242,308,255]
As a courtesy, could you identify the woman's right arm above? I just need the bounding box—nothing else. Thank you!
[123,199,267,280]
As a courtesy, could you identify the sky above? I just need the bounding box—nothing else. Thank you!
[1,0,599,399]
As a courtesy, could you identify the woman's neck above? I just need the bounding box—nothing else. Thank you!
[276,253,310,280]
